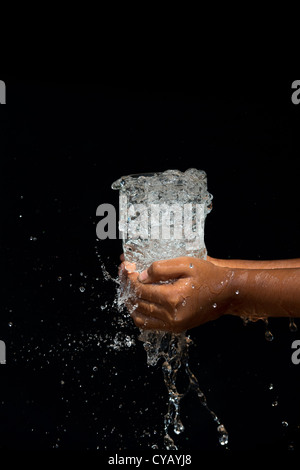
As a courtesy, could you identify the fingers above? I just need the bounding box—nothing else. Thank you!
[130,311,168,331]
[119,261,137,279]
[120,257,194,332]
[126,271,173,306]
[133,299,173,323]
[138,257,193,284]
[123,261,136,273]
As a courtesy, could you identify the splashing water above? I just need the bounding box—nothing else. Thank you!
[111,169,228,449]
[111,169,213,271]
[136,330,228,449]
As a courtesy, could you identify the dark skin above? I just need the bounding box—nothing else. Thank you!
[119,254,300,333]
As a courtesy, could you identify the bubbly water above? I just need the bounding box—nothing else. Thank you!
[112,169,228,449]
[112,168,213,271]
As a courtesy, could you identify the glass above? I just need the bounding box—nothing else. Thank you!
[111,168,213,272]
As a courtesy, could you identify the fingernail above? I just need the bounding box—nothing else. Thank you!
[124,262,136,273]
[138,270,148,282]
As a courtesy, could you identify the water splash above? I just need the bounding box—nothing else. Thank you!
[112,261,229,449]
[137,329,228,449]
[111,169,228,449]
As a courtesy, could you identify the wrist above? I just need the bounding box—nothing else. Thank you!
[208,265,238,319]
[221,267,245,317]
[223,267,261,320]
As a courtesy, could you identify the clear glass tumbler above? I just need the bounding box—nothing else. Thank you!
[111,168,212,272]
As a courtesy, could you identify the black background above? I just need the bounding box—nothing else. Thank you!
[0,77,300,458]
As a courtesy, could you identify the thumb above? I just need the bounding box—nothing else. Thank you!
[138,257,192,284]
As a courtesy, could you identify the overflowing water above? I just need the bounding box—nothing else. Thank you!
[139,330,229,448]
[112,169,228,449]
[111,169,213,271]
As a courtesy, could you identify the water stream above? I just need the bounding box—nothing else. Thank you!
[137,329,228,449]
[110,169,229,449]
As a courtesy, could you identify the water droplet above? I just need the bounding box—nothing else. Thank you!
[93,366,98,372]
[174,420,185,434]
[189,263,193,268]
[29,236,37,241]
[265,330,274,342]
[263,319,274,341]
[269,383,274,390]
[60,380,65,385]
[272,400,278,407]
[164,433,177,450]
[289,318,298,332]
[282,421,288,427]
[79,286,85,292]
[217,424,229,446]
[191,284,195,289]
[8,322,13,327]
[235,290,239,295]
[212,303,217,309]
[57,276,62,281]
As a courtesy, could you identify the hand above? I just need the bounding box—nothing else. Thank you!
[120,256,234,333]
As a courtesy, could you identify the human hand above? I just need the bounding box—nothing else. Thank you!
[120,256,234,333]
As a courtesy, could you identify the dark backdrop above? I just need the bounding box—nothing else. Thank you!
[0,77,300,456]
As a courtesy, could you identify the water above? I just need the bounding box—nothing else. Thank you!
[241,315,298,343]
[112,169,228,449]
[263,318,274,342]
[289,318,298,333]
[112,168,213,272]
[123,325,228,449]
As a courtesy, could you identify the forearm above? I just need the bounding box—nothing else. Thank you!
[226,267,300,320]
[209,257,300,270]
